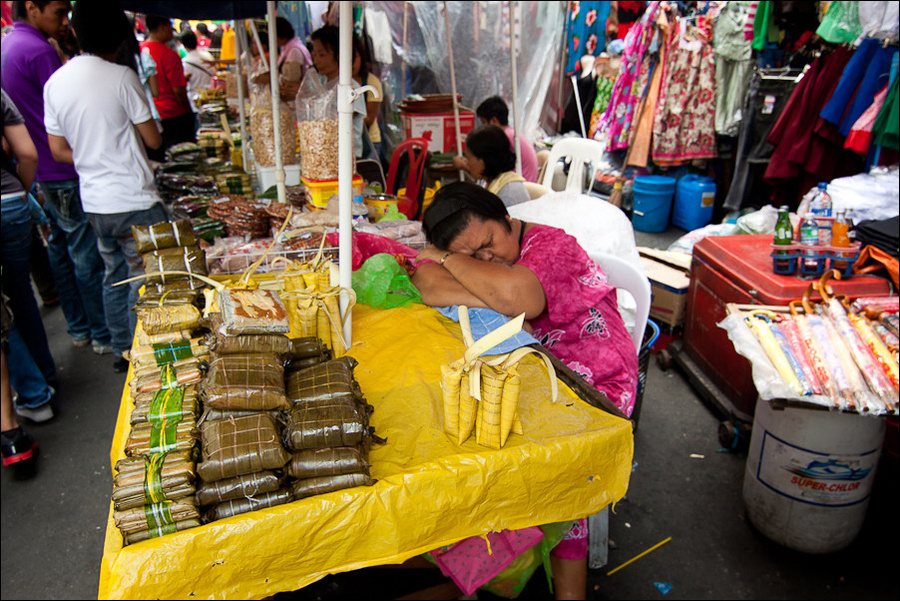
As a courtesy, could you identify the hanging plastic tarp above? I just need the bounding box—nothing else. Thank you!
[364,2,565,147]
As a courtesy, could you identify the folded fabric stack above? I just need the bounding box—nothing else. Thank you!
[282,357,379,500]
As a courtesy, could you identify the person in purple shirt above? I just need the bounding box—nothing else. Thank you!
[1,0,112,357]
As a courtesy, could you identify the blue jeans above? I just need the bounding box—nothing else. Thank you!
[3,327,54,409]
[38,179,111,345]
[87,203,170,354]
[0,194,57,383]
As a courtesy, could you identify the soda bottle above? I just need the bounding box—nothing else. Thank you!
[799,213,820,277]
[773,206,794,273]
[831,209,851,273]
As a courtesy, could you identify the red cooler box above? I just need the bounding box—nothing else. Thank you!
[684,234,893,420]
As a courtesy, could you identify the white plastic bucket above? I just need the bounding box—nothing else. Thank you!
[743,399,885,554]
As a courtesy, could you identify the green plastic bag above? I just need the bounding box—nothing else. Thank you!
[352,253,422,309]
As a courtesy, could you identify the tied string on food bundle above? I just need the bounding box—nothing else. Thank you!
[443,306,557,449]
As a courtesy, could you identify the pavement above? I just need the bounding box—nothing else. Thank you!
[2,224,897,600]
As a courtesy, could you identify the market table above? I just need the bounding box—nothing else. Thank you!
[98,303,634,600]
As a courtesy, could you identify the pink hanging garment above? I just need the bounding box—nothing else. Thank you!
[845,83,890,156]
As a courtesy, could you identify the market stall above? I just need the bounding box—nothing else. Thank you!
[98,301,633,599]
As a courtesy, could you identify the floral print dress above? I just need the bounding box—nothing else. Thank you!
[651,18,717,165]
[516,224,638,416]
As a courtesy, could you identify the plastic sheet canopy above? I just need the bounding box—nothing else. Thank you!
[99,304,633,600]
[367,2,565,147]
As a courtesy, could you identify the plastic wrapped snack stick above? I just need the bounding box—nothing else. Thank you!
[745,314,806,397]
[824,298,897,412]
[850,312,899,392]
[780,320,822,395]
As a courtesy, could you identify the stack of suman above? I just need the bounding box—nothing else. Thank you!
[281,356,380,499]
[131,219,209,310]
[196,288,294,521]
[113,222,211,544]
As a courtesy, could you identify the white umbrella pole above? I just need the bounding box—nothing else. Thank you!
[509,1,521,176]
[338,1,354,347]
[234,21,249,171]
[401,1,409,101]
[443,1,465,181]
[267,2,286,205]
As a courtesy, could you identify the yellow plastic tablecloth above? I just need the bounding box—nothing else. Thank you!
[99,303,634,600]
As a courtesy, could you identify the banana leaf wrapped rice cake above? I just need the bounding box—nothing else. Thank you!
[204,489,294,522]
[202,353,290,412]
[195,470,284,506]
[203,331,292,357]
[141,246,209,286]
[197,413,289,482]
[285,356,362,403]
[132,219,197,254]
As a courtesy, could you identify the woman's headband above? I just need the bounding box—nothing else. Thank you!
[423,197,471,232]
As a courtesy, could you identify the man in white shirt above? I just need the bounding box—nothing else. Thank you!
[180,30,216,124]
[43,3,168,372]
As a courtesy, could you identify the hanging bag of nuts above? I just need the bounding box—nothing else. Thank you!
[295,71,341,181]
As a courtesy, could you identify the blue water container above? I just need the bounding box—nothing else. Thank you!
[672,174,716,231]
[632,175,676,233]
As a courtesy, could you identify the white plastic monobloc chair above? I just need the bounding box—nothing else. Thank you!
[589,251,651,354]
[539,137,606,194]
[584,251,651,569]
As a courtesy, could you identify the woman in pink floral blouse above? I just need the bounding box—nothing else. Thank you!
[413,182,638,598]
[414,182,638,416]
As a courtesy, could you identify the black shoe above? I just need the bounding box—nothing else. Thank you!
[113,357,130,373]
[1,427,39,479]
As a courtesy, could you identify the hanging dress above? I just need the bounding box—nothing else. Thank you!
[601,1,661,151]
[651,18,717,165]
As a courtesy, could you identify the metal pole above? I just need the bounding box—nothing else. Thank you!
[509,1,522,176]
[401,1,409,101]
[443,1,464,181]
[233,20,249,171]
[338,1,354,346]
[267,2,286,205]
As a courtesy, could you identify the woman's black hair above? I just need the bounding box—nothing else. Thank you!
[310,25,339,59]
[465,124,516,180]
[276,16,295,40]
[423,182,511,250]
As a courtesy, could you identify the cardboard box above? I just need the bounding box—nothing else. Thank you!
[638,248,691,328]
[401,111,475,154]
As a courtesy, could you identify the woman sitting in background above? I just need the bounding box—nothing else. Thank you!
[412,181,638,599]
[454,125,530,207]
